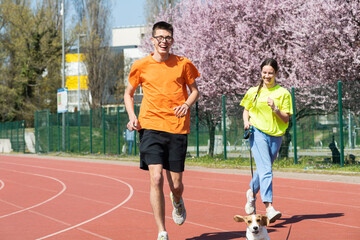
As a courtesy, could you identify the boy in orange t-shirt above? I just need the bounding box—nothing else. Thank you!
[124,21,200,240]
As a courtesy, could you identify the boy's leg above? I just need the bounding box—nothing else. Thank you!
[166,170,184,202]
[148,164,166,233]
[167,170,186,225]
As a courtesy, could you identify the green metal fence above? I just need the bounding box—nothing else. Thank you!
[0,120,26,153]
[34,107,134,155]
[30,80,360,166]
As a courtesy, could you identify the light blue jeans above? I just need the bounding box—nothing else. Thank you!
[249,127,282,203]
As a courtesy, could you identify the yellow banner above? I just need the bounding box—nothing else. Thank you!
[66,53,85,62]
[65,75,88,90]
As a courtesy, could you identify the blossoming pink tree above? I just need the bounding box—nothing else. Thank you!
[141,0,359,156]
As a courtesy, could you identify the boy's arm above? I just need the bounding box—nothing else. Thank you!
[185,81,200,107]
[174,81,200,118]
[124,84,140,130]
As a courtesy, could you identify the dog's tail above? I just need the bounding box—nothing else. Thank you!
[286,224,292,240]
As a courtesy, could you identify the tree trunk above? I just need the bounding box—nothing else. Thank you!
[279,122,292,158]
[206,112,216,157]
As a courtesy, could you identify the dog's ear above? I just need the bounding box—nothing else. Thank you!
[234,215,245,222]
[261,215,270,226]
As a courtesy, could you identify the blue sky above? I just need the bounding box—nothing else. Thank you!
[111,0,146,28]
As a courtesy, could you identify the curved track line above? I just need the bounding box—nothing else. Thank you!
[37,177,133,239]
[122,206,242,236]
[0,169,66,219]
[0,179,5,191]
[0,161,134,239]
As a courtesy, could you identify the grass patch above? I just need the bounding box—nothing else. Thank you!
[21,151,360,176]
[185,155,360,175]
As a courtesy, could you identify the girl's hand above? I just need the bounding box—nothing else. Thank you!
[244,121,252,130]
[267,97,276,111]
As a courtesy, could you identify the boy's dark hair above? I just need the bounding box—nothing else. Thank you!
[152,21,173,36]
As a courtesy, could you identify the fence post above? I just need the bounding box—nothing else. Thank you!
[67,112,70,152]
[102,107,106,154]
[16,121,19,152]
[22,120,26,153]
[338,81,344,167]
[10,122,13,148]
[35,111,39,153]
[222,95,227,159]
[291,87,298,164]
[78,111,81,153]
[47,110,50,152]
[57,113,60,151]
[90,109,93,154]
[117,106,121,155]
[196,101,199,157]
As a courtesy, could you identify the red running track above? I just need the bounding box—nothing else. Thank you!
[0,154,359,240]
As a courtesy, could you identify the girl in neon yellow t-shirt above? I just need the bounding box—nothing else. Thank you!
[240,58,293,224]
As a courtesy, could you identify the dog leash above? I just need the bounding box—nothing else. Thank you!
[244,126,256,214]
[248,140,256,214]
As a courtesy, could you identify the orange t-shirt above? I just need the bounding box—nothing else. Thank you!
[128,54,200,134]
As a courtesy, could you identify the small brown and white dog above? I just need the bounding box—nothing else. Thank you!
[234,214,270,240]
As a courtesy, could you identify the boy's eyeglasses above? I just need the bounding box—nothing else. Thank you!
[153,35,173,43]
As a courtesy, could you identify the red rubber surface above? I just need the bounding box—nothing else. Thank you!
[0,155,359,239]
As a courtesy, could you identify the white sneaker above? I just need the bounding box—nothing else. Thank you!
[157,231,168,240]
[266,206,282,223]
[170,192,186,225]
[245,189,256,215]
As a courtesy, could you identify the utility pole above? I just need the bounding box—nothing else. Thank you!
[61,0,66,151]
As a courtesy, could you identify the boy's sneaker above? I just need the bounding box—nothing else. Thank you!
[170,192,186,225]
[266,206,282,223]
[157,231,168,240]
[245,189,256,214]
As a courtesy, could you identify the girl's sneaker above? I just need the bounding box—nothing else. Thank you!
[266,206,282,223]
[245,189,256,214]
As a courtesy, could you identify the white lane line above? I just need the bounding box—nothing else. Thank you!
[122,206,242,236]
[0,161,133,240]
[0,199,111,240]
[0,169,66,219]
[0,179,4,191]
[36,177,133,239]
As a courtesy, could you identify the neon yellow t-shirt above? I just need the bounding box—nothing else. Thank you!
[240,85,293,136]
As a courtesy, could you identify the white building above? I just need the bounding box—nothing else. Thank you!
[112,25,147,87]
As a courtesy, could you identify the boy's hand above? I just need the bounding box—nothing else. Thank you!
[174,103,189,118]
[127,118,140,131]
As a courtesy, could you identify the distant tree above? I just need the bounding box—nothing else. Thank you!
[0,0,63,123]
[144,0,178,24]
[143,0,359,157]
[71,0,112,108]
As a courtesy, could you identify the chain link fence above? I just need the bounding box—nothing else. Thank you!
[0,120,26,153]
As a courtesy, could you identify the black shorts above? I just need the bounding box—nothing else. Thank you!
[139,129,188,172]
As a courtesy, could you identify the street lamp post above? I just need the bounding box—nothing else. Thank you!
[77,34,86,112]
[61,0,66,151]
